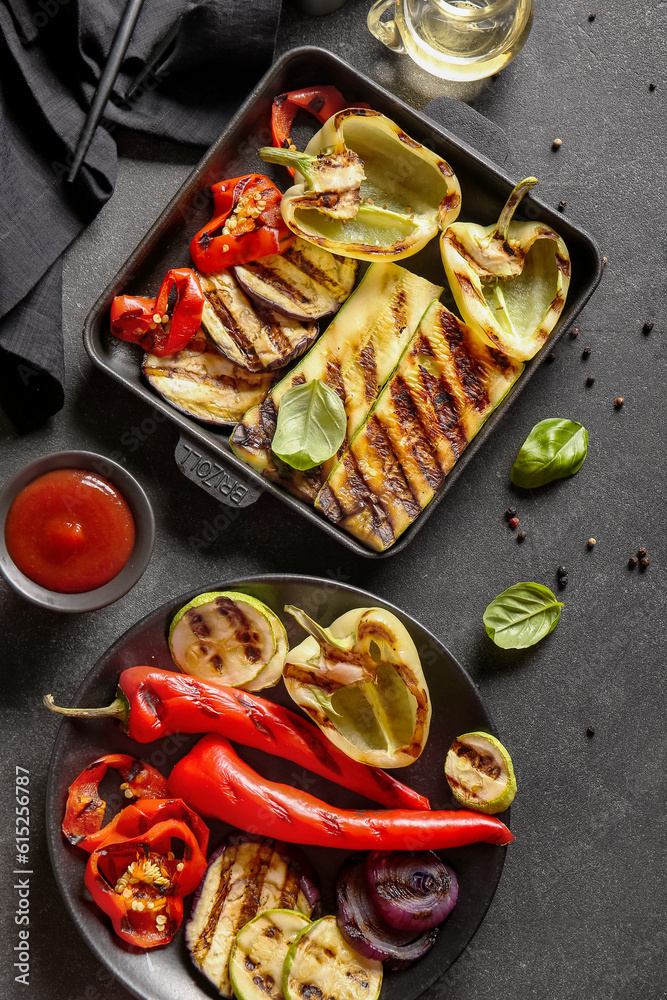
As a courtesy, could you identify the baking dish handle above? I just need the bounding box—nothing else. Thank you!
[175,434,262,508]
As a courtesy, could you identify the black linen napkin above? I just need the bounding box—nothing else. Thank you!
[0,0,282,432]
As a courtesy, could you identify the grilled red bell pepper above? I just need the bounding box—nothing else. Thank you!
[62,753,168,851]
[272,86,348,150]
[44,666,429,812]
[190,174,294,273]
[271,86,371,177]
[168,734,514,851]
[85,817,208,948]
[110,267,204,356]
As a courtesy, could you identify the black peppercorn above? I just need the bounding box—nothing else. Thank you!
[643,320,654,333]
[546,352,556,363]
[557,565,567,577]
[588,11,596,20]
[505,506,517,519]
[557,200,567,211]
[638,546,648,558]
[587,724,596,737]
[640,556,650,568]
[649,82,657,91]
[628,556,638,568]
[517,530,527,542]
[614,396,624,408]
[586,375,596,386]
[582,346,591,358]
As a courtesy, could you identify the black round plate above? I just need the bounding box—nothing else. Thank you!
[46,575,509,1000]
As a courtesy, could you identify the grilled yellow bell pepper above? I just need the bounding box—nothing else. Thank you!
[283,605,431,768]
[259,109,461,262]
[440,177,571,361]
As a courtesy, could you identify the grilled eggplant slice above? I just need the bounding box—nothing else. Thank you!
[316,300,524,551]
[233,237,358,322]
[230,263,443,504]
[199,268,319,372]
[143,333,273,426]
[186,836,320,998]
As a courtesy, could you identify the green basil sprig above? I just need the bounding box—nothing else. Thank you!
[511,418,588,488]
[484,582,564,649]
[271,379,346,472]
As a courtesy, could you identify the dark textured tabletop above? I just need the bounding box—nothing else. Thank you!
[1,2,666,998]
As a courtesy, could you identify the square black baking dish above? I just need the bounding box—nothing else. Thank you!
[83,46,603,558]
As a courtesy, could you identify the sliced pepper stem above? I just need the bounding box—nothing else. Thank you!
[259,146,316,178]
[284,605,349,653]
[494,177,538,241]
[43,692,128,722]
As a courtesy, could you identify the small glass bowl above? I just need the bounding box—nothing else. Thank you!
[0,451,155,612]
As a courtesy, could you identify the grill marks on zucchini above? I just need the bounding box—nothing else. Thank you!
[187,839,317,997]
[199,269,319,372]
[230,264,443,503]
[316,301,523,551]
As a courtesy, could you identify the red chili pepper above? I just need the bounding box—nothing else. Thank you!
[85,818,208,948]
[62,753,168,852]
[190,174,294,273]
[271,86,372,176]
[45,667,429,812]
[168,734,514,851]
[110,267,204,357]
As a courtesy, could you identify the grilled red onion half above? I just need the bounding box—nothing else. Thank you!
[366,850,458,932]
[336,856,439,971]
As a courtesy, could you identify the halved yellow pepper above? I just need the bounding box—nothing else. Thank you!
[441,177,571,361]
[260,109,461,262]
[283,605,431,768]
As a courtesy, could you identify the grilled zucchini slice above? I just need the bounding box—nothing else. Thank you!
[199,268,319,372]
[230,263,443,504]
[283,916,382,1000]
[233,238,358,322]
[230,909,312,1000]
[143,333,273,426]
[168,591,286,690]
[187,838,319,998]
[316,300,523,551]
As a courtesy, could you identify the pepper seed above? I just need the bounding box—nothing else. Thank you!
[587,537,596,548]
[640,556,651,568]
[124,788,134,798]
[517,530,527,542]
[614,396,624,407]
[587,724,596,737]
[643,320,653,333]
[509,517,519,529]
[586,375,596,387]
[552,138,563,150]
[637,546,648,558]
[582,346,591,358]
[558,200,567,211]
[628,556,638,569]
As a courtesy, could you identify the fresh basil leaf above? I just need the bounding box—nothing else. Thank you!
[510,418,588,488]
[271,379,346,471]
[484,582,563,649]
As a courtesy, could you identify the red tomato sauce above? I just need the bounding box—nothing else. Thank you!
[5,469,135,593]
